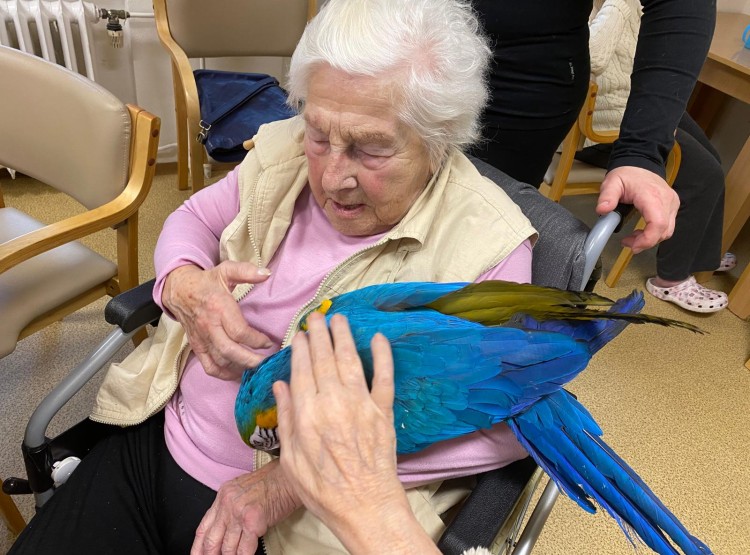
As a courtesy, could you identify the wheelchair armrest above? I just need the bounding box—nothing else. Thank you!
[612,202,635,233]
[580,212,620,291]
[104,278,162,333]
[437,457,538,555]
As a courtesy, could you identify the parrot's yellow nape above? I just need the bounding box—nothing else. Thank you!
[255,406,278,429]
[300,298,333,331]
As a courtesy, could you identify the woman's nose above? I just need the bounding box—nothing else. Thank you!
[321,150,357,191]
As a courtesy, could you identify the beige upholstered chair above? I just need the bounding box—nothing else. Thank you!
[0,46,160,358]
[153,0,317,191]
[541,82,681,287]
[0,45,160,534]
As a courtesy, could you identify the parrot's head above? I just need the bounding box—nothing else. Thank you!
[235,349,294,456]
[300,298,333,331]
[238,404,281,455]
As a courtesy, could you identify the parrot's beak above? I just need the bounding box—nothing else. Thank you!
[249,425,280,452]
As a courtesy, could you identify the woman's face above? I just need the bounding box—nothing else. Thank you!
[304,65,432,236]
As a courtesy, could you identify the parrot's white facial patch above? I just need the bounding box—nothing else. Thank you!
[249,426,280,452]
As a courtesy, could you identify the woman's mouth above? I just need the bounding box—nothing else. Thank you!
[330,200,365,218]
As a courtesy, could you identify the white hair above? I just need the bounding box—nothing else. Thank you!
[287,0,492,168]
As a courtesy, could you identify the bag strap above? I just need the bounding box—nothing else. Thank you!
[197,75,279,144]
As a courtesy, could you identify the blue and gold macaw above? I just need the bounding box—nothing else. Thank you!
[235,280,711,555]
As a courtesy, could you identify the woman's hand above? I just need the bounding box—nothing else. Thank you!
[274,313,440,554]
[597,165,680,254]
[190,459,300,555]
[162,261,273,380]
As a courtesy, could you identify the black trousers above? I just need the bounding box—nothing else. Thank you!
[577,112,724,281]
[468,121,584,188]
[9,412,233,555]
[468,0,590,187]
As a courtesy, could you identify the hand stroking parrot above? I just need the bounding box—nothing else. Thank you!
[235,280,711,555]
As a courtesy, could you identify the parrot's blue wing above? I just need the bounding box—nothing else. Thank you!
[509,391,712,555]
[356,323,592,454]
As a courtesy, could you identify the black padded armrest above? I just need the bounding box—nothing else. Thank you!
[104,278,162,333]
[437,457,538,555]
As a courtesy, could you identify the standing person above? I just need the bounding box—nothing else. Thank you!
[9,1,534,554]
[578,0,730,313]
[469,0,716,258]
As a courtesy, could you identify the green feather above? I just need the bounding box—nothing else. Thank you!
[425,281,703,333]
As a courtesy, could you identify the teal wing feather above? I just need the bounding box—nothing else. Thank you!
[349,309,591,454]
[326,281,467,313]
[508,392,712,555]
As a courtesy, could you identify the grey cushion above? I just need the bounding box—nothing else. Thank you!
[469,156,590,291]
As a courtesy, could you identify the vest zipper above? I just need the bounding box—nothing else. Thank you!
[233,168,265,304]
[279,238,392,348]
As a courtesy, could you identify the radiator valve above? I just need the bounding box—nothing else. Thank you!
[98,8,130,48]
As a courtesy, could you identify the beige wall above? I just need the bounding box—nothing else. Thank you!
[717,0,750,14]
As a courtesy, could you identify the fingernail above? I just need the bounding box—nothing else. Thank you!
[258,268,272,276]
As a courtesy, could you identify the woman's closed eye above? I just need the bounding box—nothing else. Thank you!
[357,141,395,159]
[307,137,330,155]
[358,148,385,159]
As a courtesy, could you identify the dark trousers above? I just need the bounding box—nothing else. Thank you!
[468,1,590,188]
[577,112,724,281]
[9,412,220,555]
[468,120,583,188]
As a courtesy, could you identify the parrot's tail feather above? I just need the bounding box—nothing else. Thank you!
[509,291,702,355]
[508,392,713,555]
[425,281,615,324]
[423,282,703,334]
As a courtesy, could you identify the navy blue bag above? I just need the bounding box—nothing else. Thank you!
[194,69,296,163]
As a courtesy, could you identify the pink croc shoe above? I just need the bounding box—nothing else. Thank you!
[716,252,737,272]
[646,276,727,313]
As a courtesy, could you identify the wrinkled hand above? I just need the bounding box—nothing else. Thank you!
[274,314,437,553]
[597,166,679,254]
[191,459,300,555]
[162,262,272,380]
[275,313,400,519]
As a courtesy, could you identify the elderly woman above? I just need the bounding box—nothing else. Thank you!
[10,1,535,554]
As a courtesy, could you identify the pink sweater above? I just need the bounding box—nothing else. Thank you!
[154,167,531,491]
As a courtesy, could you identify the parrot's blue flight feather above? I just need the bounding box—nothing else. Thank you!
[235,280,709,555]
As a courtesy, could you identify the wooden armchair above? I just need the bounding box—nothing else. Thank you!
[153,0,317,191]
[541,82,681,287]
[0,46,160,361]
[0,44,159,535]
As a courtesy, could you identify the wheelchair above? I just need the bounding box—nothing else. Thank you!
[3,157,623,554]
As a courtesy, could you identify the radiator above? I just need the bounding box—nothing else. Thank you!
[0,0,103,80]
